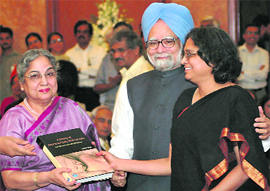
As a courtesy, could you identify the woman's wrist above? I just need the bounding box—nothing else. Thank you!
[33,172,40,188]
[33,171,51,188]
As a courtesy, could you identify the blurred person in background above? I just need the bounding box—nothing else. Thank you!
[200,16,220,28]
[65,20,106,111]
[25,32,43,50]
[0,65,22,117]
[0,26,21,103]
[47,32,69,61]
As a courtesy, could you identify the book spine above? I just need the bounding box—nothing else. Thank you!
[43,146,73,182]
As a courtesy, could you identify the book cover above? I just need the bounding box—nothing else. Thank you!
[37,128,114,183]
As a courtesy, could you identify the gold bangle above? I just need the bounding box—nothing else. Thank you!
[33,172,40,188]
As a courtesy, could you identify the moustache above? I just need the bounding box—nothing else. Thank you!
[152,53,171,59]
[115,57,125,62]
[78,36,85,39]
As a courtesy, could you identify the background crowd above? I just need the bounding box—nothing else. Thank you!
[0,2,269,191]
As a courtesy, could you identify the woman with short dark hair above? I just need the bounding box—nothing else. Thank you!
[99,27,269,191]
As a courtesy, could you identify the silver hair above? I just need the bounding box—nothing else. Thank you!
[201,16,220,28]
[17,49,59,83]
[90,105,112,121]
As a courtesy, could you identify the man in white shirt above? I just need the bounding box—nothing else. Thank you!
[109,29,153,97]
[66,20,106,111]
[237,23,269,104]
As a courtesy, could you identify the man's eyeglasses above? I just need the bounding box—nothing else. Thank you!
[110,48,128,54]
[24,70,56,82]
[51,38,63,44]
[181,52,198,60]
[146,37,179,49]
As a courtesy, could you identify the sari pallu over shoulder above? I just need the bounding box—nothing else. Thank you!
[0,96,110,190]
[25,96,62,144]
[203,127,270,191]
[25,96,102,152]
[171,86,269,191]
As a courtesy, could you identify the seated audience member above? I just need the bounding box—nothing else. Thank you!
[90,105,112,151]
[25,32,43,50]
[236,23,269,104]
[101,26,270,191]
[90,104,127,191]
[0,65,22,116]
[0,26,21,103]
[200,16,220,28]
[0,49,110,190]
[47,32,69,61]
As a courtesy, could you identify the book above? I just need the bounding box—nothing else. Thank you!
[37,128,114,183]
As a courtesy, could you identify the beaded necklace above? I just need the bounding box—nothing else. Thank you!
[24,98,41,117]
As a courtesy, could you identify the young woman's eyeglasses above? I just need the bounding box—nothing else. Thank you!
[146,37,179,49]
[181,52,198,60]
[51,38,63,44]
[24,70,56,82]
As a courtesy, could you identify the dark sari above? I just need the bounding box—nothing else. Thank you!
[171,86,269,191]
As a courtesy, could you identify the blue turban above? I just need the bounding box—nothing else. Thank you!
[141,3,194,44]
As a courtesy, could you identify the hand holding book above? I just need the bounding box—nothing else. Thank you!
[37,128,114,183]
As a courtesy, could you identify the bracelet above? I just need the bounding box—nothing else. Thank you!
[34,172,40,188]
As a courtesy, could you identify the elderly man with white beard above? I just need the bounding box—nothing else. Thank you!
[109,3,270,191]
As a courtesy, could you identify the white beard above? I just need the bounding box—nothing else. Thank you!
[147,49,182,72]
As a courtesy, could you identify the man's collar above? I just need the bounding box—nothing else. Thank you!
[75,42,92,50]
[2,47,14,56]
[154,66,185,77]
[242,43,259,52]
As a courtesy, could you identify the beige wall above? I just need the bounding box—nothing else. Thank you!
[1,0,47,54]
[1,0,229,55]
[172,0,229,31]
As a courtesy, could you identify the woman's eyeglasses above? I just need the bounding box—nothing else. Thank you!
[24,70,56,82]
